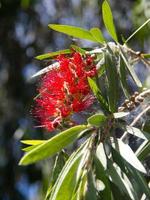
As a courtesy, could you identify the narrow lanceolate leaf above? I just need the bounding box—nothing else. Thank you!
[49,140,89,200]
[19,125,87,165]
[22,145,40,152]
[96,143,107,169]
[31,62,59,78]
[48,24,98,42]
[45,151,68,200]
[107,160,133,199]
[112,148,150,199]
[36,49,71,60]
[113,112,129,119]
[120,47,142,88]
[21,140,46,152]
[142,53,150,58]
[119,55,130,98]
[126,126,150,140]
[105,51,119,112]
[88,77,110,113]
[138,141,150,160]
[71,170,87,200]
[87,113,107,126]
[102,0,118,42]
[85,171,97,200]
[70,45,86,54]
[112,139,146,174]
[94,156,111,200]
[21,140,46,145]
[90,27,105,44]
[125,161,150,199]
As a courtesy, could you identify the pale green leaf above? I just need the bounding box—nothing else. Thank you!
[36,49,71,60]
[19,125,87,165]
[90,27,105,44]
[96,143,107,169]
[22,145,40,152]
[112,148,149,199]
[119,55,130,98]
[48,24,98,42]
[126,126,150,140]
[113,112,129,118]
[85,171,97,200]
[49,140,89,200]
[120,47,142,88]
[105,51,119,112]
[94,156,112,200]
[112,139,146,173]
[107,160,133,198]
[21,140,46,145]
[102,0,118,42]
[87,113,106,126]
[138,141,150,160]
[70,45,86,54]
[142,53,150,58]
[88,77,109,113]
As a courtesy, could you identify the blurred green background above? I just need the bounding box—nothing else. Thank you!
[0,0,149,199]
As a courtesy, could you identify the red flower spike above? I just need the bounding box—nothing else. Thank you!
[33,52,97,131]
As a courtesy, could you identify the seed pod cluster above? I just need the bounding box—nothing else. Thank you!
[118,89,150,112]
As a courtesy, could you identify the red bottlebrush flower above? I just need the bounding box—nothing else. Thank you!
[33,52,97,131]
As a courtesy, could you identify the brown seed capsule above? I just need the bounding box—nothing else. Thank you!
[134,91,139,96]
[136,96,144,102]
[125,99,130,103]
[130,95,136,102]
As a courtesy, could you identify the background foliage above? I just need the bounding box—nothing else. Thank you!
[0,0,150,200]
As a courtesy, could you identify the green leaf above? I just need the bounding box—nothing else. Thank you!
[85,171,97,200]
[120,47,142,88]
[142,53,150,58]
[138,141,150,160]
[21,140,46,145]
[70,45,86,54]
[110,182,132,200]
[107,160,133,198]
[22,145,40,152]
[36,49,71,60]
[31,62,60,78]
[87,113,107,126]
[112,139,146,174]
[113,112,129,119]
[105,51,119,112]
[119,55,130,98]
[71,170,87,200]
[112,148,148,199]
[102,0,118,42]
[49,139,89,200]
[94,156,112,200]
[88,77,110,113]
[19,125,87,165]
[126,164,150,199]
[125,18,150,44]
[21,140,46,152]
[96,143,107,169]
[45,151,68,200]
[126,126,150,140]
[48,24,98,42]
[90,27,105,44]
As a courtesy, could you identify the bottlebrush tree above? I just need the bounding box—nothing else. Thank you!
[19,1,150,200]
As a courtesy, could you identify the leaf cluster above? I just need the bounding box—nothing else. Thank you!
[20,1,150,199]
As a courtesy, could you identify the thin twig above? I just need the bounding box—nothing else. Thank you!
[130,105,150,127]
